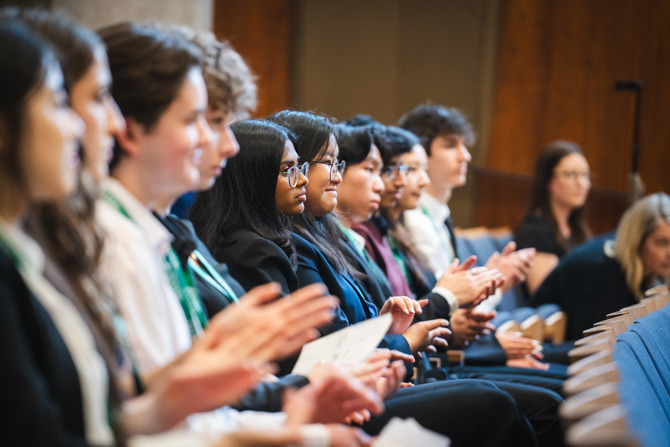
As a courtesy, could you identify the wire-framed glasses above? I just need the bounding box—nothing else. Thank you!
[382,163,409,179]
[310,159,346,182]
[280,162,310,188]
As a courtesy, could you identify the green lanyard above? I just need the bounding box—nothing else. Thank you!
[0,226,23,271]
[419,205,454,262]
[102,191,207,338]
[162,248,206,337]
[188,250,239,305]
[386,233,415,295]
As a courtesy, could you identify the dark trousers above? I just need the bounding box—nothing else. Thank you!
[364,379,538,447]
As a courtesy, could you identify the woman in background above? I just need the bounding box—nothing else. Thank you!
[515,141,592,295]
[532,193,670,340]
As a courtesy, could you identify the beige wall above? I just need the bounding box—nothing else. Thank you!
[293,0,502,226]
[51,0,213,31]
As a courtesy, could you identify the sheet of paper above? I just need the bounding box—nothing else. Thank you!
[292,313,392,375]
[374,417,450,447]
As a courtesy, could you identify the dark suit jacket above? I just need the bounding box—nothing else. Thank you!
[0,250,88,446]
[213,228,298,296]
[161,214,245,318]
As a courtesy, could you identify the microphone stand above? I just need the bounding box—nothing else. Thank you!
[615,80,645,203]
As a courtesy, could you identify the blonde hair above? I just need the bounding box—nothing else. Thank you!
[613,193,670,299]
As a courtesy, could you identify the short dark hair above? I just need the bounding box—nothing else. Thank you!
[397,103,475,155]
[190,120,297,263]
[342,114,393,166]
[377,126,419,167]
[336,124,374,166]
[99,22,201,170]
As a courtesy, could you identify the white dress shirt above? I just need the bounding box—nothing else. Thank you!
[402,192,455,277]
[97,178,192,375]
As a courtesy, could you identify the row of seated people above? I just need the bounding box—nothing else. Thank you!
[558,285,670,447]
[1,8,569,447]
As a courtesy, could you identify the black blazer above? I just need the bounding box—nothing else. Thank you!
[213,228,298,296]
[0,250,88,446]
[161,214,246,318]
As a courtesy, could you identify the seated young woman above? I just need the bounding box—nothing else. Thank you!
[515,141,592,296]
[532,193,670,340]
[268,111,572,446]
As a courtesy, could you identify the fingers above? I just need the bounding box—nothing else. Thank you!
[456,255,477,272]
[387,349,415,363]
[444,258,460,275]
[238,282,284,307]
[385,296,422,315]
[418,318,450,332]
[501,240,517,256]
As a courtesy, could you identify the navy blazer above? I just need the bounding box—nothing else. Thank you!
[293,233,411,355]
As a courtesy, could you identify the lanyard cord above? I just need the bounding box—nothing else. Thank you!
[102,191,207,338]
[188,250,239,305]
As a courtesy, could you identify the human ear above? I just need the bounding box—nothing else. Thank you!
[114,117,143,157]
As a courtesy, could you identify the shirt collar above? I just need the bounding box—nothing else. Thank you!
[0,218,45,273]
[335,218,367,253]
[418,192,451,223]
[102,178,174,255]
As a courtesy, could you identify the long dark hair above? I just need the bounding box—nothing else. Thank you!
[268,110,361,276]
[374,126,434,289]
[0,18,51,194]
[527,140,591,252]
[6,9,129,431]
[191,119,297,264]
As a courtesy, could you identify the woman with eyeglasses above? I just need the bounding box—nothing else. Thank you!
[191,119,309,297]
[269,111,435,338]
[266,111,546,447]
[515,141,592,296]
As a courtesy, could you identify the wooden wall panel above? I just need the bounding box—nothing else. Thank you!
[213,0,292,118]
[477,0,670,234]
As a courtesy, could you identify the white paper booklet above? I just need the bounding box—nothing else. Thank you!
[291,313,393,375]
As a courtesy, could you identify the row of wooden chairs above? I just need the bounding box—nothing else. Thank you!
[497,310,568,344]
[560,285,670,446]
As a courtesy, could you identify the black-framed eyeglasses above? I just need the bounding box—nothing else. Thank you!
[280,162,309,188]
[310,159,346,182]
[382,164,409,179]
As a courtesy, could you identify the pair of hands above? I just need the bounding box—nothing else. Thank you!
[495,331,549,370]
[299,349,413,427]
[380,296,451,355]
[122,283,338,435]
[486,242,536,294]
[435,256,504,308]
[449,308,496,348]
